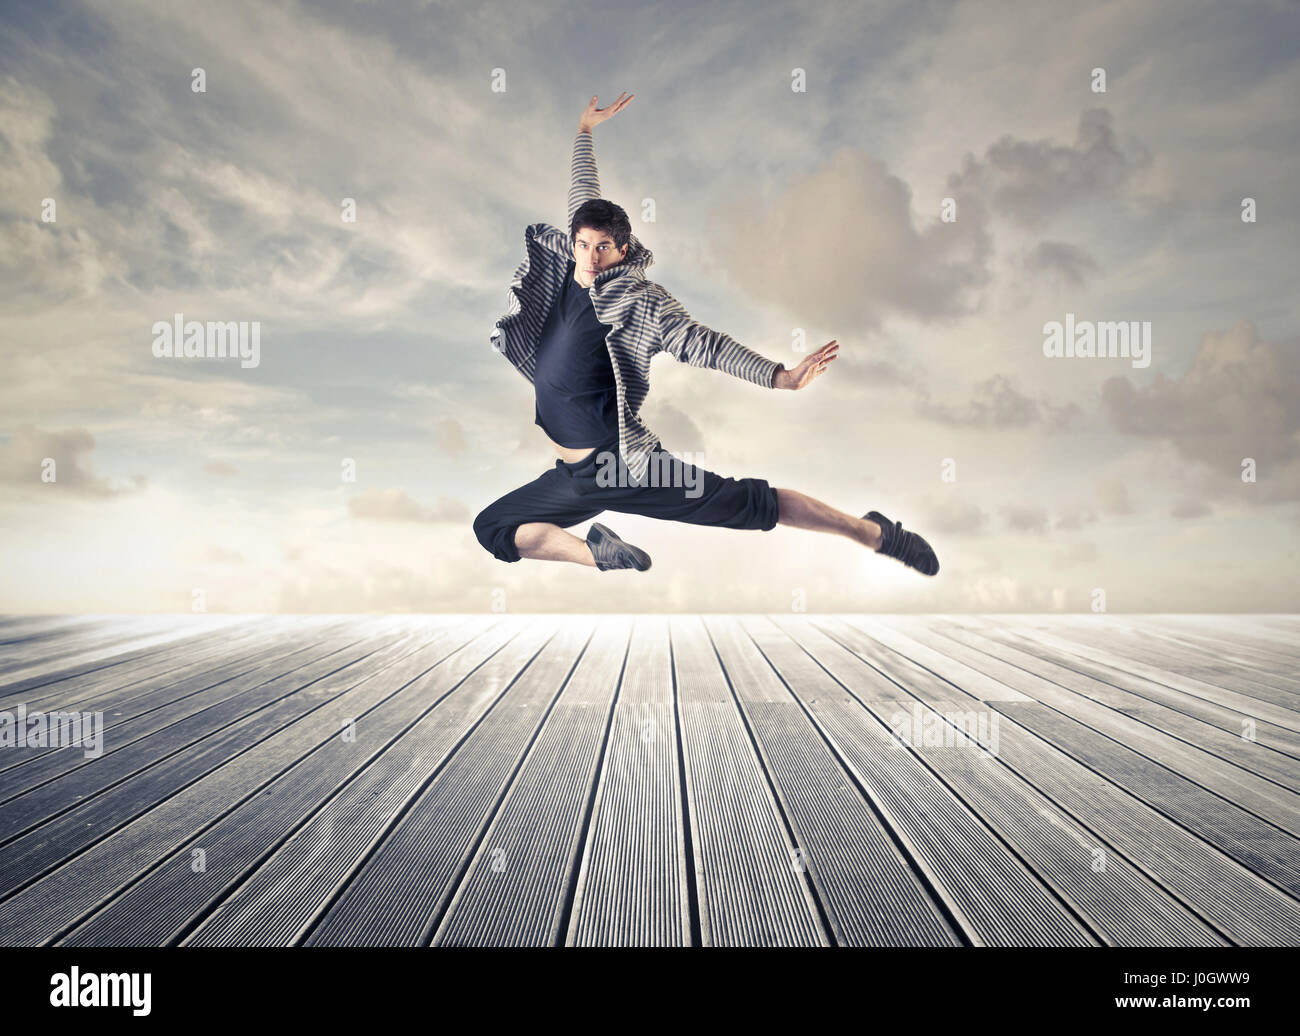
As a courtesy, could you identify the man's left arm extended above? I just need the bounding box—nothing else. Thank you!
[653,289,786,387]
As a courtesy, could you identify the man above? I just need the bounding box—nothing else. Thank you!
[475,93,939,577]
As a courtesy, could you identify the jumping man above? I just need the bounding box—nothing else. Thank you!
[475,92,940,576]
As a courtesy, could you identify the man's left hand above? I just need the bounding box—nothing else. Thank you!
[775,340,839,389]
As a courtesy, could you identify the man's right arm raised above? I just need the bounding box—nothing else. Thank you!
[568,93,634,225]
[567,129,601,227]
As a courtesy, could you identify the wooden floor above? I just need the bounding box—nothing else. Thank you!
[0,612,1297,947]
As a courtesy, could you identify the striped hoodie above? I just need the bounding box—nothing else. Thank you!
[490,129,782,487]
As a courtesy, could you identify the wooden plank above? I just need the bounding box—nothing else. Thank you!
[968,619,1300,734]
[993,699,1300,896]
[567,616,688,946]
[301,618,591,947]
[890,617,1300,799]
[0,616,112,642]
[53,618,499,946]
[670,616,825,946]
[0,617,288,711]
[779,616,1227,946]
[843,616,1034,704]
[949,622,1300,835]
[0,617,207,677]
[431,617,631,946]
[6,616,338,718]
[178,618,547,947]
[0,620,395,837]
[1018,616,1300,708]
[736,615,1075,945]
[0,616,140,658]
[806,616,977,708]
[936,620,1300,759]
[0,616,366,788]
[1094,616,1300,693]
[0,616,258,693]
[1163,616,1300,659]
[868,621,1300,868]
[835,625,1300,945]
[0,621,438,933]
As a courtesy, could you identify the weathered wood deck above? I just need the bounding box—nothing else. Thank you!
[0,613,1296,947]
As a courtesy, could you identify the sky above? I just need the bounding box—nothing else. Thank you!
[1,0,1297,614]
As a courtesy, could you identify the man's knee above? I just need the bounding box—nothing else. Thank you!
[754,482,780,531]
[473,507,521,563]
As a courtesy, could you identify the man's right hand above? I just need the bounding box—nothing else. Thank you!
[579,92,635,133]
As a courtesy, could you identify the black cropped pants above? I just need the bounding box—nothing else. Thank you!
[473,435,780,563]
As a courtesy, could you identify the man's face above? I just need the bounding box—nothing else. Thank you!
[572,226,628,289]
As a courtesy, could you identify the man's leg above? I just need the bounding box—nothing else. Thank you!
[773,488,883,550]
[472,464,603,565]
[514,522,597,565]
[568,443,938,575]
[772,488,939,574]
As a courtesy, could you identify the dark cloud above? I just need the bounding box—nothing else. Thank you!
[915,373,1078,430]
[0,424,144,496]
[1101,319,1300,501]
[947,108,1145,230]
[1021,240,1102,289]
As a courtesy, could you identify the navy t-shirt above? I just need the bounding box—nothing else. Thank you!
[534,259,620,448]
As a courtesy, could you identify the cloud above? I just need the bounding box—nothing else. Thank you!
[1020,240,1103,289]
[1097,477,1135,515]
[920,496,990,535]
[715,147,993,330]
[1052,540,1098,565]
[348,487,470,523]
[640,400,707,453]
[915,373,1080,431]
[1101,319,1300,501]
[0,424,144,497]
[204,460,237,476]
[1002,503,1050,534]
[434,417,466,457]
[1054,501,1099,530]
[198,545,245,564]
[946,108,1147,230]
[1171,498,1211,519]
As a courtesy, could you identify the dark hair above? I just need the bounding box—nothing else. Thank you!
[569,198,631,252]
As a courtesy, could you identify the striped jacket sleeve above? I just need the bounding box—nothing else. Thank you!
[567,130,601,227]
[653,288,782,388]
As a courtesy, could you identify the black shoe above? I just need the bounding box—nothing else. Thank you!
[866,510,940,576]
[586,522,652,572]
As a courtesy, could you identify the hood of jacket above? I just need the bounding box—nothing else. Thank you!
[526,222,655,303]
